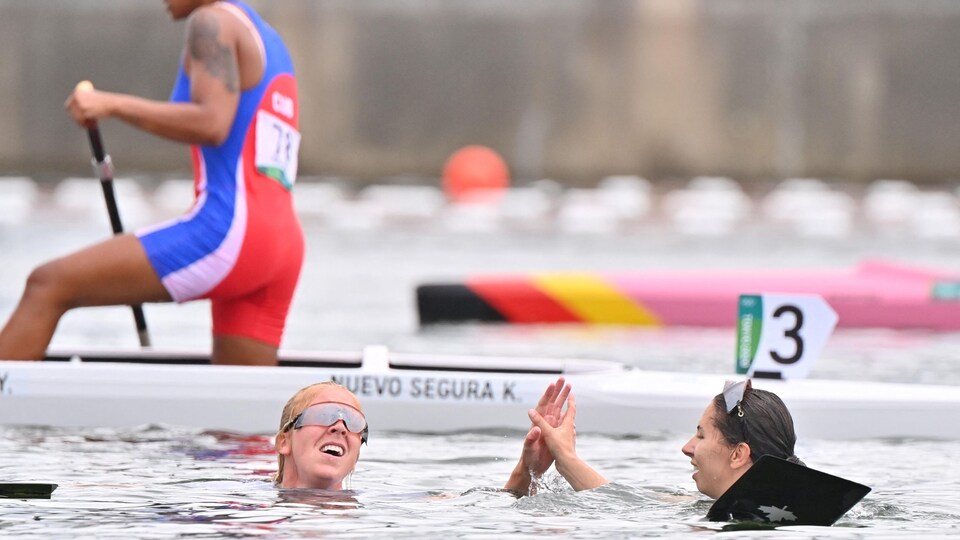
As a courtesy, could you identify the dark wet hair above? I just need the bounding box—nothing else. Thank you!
[712,381,806,467]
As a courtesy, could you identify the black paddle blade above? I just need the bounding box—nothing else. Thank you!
[707,455,871,527]
[0,483,58,499]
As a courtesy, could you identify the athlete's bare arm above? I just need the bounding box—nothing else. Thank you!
[64,5,262,146]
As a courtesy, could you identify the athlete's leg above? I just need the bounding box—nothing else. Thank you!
[212,334,279,365]
[0,234,170,360]
[208,256,300,367]
[204,192,304,366]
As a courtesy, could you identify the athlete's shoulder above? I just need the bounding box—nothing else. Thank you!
[186,2,246,42]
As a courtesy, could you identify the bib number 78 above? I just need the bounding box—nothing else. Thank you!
[255,110,301,190]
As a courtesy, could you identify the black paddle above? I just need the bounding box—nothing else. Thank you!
[0,483,58,499]
[76,81,151,348]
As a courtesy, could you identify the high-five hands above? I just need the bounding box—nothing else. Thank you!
[520,377,572,478]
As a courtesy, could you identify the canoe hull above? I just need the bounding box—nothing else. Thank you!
[2,347,959,440]
[417,260,960,329]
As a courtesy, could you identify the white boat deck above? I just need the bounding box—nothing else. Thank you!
[2,346,959,440]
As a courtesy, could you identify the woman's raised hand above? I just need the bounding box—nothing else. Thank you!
[504,377,571,494]
[522,377,572,477]
[528,391,608,492]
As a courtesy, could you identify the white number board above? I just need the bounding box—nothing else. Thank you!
[736,294,838,379]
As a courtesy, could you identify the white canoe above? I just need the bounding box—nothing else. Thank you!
[1,345,958,440]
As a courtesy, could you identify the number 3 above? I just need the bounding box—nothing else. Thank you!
[771,304,804,364]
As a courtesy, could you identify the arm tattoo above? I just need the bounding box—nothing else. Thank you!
[188,11,239,93]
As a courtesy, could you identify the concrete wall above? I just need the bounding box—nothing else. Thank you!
[2,0,959,185]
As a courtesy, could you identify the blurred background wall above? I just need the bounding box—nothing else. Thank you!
[1,0,959,185]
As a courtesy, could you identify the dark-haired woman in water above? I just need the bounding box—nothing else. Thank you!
[505,378,803,498]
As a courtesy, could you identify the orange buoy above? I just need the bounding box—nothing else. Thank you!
[442,145,510,203]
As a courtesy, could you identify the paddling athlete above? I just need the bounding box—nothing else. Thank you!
[275,382,368,489]
[0,0,303,365]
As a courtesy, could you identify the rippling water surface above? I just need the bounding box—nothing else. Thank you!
[3,426,959,538]
[3,182,960,536]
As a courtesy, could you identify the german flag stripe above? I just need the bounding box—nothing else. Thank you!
[531,273,662,325]
[416,275,665,325]
[416,284,507,324]
[467,277,580,323]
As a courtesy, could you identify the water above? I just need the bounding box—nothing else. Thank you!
[3,426,959,537]
[3,178,960,536]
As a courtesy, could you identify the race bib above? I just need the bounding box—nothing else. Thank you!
[255,110,301,190]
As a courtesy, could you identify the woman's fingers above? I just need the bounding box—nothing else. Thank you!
[561,394,577,426]
[529,395,576,460]
[550,377,566,403]
[535,381,555,411]
[523,425,541,448]
[528,408,551,433]
[554,381,571,409]
[533,377,573,431]
[536,377,565,411]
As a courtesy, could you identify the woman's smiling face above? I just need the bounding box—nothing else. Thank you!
[277,386,365,489]
[681,403,743,499]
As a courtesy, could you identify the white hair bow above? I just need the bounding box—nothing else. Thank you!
[723,380,748,416]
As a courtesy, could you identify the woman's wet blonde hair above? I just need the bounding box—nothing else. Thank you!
[274,381,363,484]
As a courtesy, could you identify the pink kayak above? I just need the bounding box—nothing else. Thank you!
[416,260,960,329]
